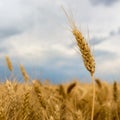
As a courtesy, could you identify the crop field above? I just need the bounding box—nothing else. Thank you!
[0,25,119,119]
[0,77,119,120]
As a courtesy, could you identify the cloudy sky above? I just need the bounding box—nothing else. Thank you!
[0,0,120,83]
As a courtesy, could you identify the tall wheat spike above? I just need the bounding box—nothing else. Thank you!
[20,64,29,82]
[5,80,18,120]
[63,8,95,120]
[67,82,76,94]
[5,56,13,72]
[113,81,118,102]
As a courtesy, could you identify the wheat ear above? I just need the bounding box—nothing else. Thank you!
[113,81,118,102]
[63,8,95,120]
[95,78,102,88]
[5,56,13,72]
[67,82,76,94]
[20,64,29,82]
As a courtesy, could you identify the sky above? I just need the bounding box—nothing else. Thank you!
[0,0,120,83]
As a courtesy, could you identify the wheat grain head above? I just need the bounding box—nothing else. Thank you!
[62,8,95,76]
[5,56,13,72]
[20,64,29,82]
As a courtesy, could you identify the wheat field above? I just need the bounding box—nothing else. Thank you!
[0,56,119,120]
[0,77,119,120]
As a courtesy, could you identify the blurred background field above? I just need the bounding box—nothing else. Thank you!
[0,78,120,120]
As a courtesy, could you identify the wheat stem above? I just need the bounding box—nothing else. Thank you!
[91,74,95,120]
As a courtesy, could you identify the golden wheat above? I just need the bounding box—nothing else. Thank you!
[113,81,118,102]
[20,64,29,82]
[67,82,76,94]
[0,79,120,119]
[5,56,13,72]
[63,8,95,120]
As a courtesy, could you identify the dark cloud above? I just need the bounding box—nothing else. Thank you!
[0,27,22,39]
[90,0,119,6]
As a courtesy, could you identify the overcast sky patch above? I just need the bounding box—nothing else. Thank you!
[90,0,119,6]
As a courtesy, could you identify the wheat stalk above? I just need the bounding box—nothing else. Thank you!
[95,78,102,88]
[63,8,96,120]
[113,81,118,102]
[5,80,18,120]
[59,84,66,99]
[60,100,73,120]
[21,88,30,120]
[0,97,5,120]
[20,64,29,82]
[5,56,13,72]
[32,80,47,109]
[67,82,76,94]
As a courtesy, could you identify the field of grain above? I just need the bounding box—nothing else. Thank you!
[0,56,119,120]
[0,78,119,120]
